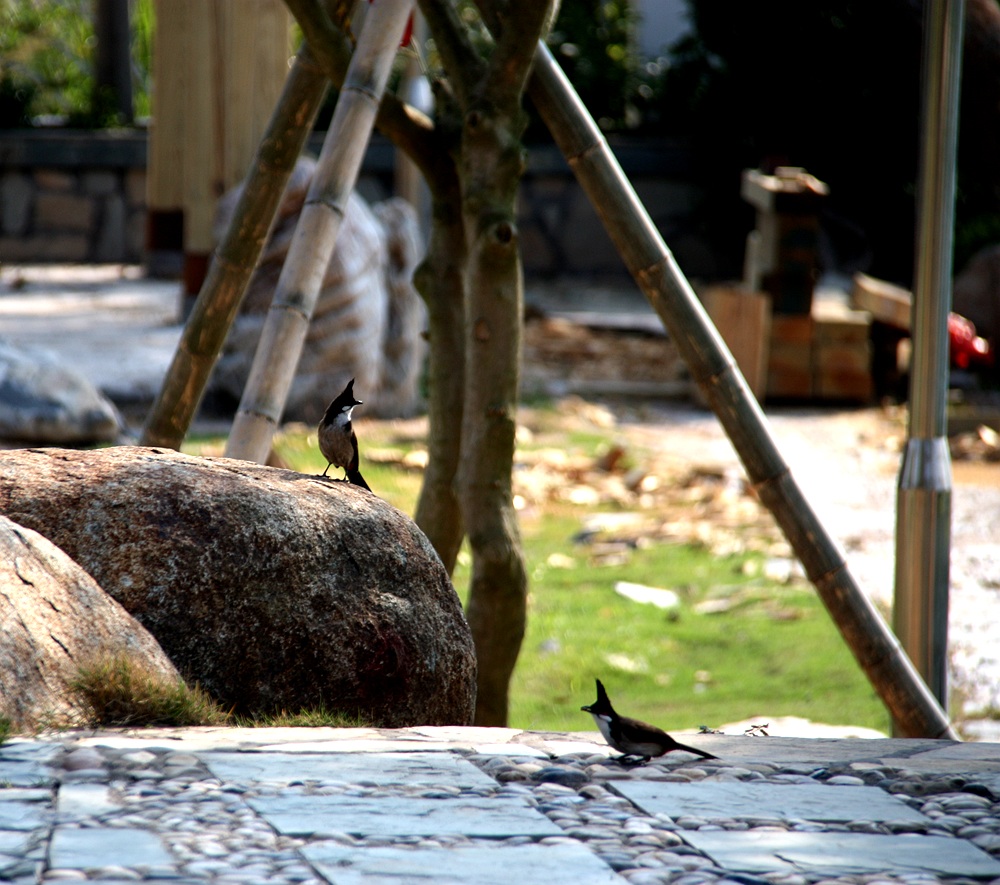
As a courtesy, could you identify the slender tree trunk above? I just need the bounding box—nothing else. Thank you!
[457,103,530,726]
[93,0,133,123]
[413,183,467,573]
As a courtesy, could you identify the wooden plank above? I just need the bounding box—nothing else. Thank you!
[148,0,290,254]
[147,0,188,210]
[852,273,912,330]
[770,314,813,345]
[767,313,813,397]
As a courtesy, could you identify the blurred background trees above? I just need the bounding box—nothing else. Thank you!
[3,0,1000,290]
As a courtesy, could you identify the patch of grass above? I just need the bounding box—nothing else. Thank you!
[70,655,228,728]
[508,529,886,733]
[232,708,371,728]
[0,716,10,745]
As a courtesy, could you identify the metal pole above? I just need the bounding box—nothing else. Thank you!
[894,0,965,718]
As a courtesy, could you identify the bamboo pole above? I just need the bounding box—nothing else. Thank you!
[225,0,415,464]
[526,43,958,740]
[141,44,329,449]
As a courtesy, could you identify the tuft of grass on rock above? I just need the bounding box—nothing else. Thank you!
[233,708,371,728]
[69,655,229,728]
[0,716,10,745]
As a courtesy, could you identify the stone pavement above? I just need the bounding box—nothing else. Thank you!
[3,726,1000,884]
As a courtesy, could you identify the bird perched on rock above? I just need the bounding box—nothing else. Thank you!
[582,678,717,764]
[318,378,371,491]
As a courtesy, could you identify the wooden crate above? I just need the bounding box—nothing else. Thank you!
[815,341,873,400]
[766,302,873,401]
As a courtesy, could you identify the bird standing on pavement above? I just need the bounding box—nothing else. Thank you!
[582,678,718,764]
[318,378,371,491]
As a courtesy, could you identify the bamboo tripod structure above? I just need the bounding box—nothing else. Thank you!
[142,7,955,738]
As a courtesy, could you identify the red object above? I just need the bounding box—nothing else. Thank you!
[366,0,413,47]
[948,312,993,369]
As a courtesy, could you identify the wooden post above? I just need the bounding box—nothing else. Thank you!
[147,0,290,298]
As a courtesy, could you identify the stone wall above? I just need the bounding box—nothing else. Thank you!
[0,131,147,264]
[0,130,705,279]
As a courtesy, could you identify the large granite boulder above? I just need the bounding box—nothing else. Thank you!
[210,156,425,421]
[0,514,181,732]
[0,337,123,443]
[0,447,476,726]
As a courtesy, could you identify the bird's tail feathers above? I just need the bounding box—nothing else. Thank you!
[673,740,717,760]
[347,468,371,492]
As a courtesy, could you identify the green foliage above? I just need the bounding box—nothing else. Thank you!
[130,0,153,119]
[0,716,10,745]
[0,0,152,127]
[546,0,642,133]
[69,654,228,728]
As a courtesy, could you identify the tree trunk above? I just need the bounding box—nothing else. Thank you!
[413,183,467,573]
[93,0,133,123]
[457,103,530,726]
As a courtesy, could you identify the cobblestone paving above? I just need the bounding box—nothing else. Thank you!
[2,727,1000,884]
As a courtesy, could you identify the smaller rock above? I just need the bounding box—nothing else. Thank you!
[0,515,183,732]
[0,337,122,443]
[62,748,106,772]
[531,766,590,789]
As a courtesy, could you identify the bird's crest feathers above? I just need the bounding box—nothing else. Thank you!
[581,678,616,716]
[323,378,363,423]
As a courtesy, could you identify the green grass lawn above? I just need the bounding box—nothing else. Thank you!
[505,530,885,733]
[186,411,890,736]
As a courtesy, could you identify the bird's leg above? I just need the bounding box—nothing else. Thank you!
[615,754,650,766]
[322,463,331,477]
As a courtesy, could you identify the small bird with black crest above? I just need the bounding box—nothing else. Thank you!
[318,378,371,491]
[582,678,717,764]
